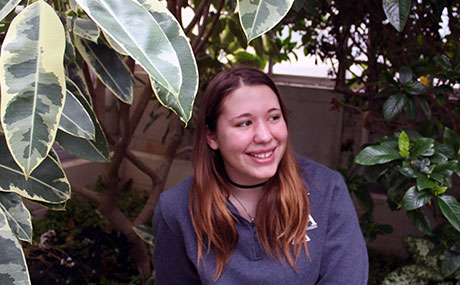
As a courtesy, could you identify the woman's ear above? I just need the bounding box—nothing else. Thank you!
[206,126,219,150]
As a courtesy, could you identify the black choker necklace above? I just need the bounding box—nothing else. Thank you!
[227,178,268,189]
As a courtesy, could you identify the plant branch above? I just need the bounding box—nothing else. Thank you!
[193,0,225,53]
[184,0,213,35]
[135,116,184,226]
[71,184,102,203]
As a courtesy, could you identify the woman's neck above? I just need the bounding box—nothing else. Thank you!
[228,184,264,222]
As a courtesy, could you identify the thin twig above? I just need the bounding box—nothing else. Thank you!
[184,0,213,35]
[193,0,225,53]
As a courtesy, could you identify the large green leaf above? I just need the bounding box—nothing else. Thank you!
[55,92,110,162]
[0,136,70,204]
[0,208,30,284]
[0,191,32,243]
[437,195,460,232]
[59,79,95,139]
[402,186,431,211]
[0,0,21,22]
[444,127,460,155]
[74,37,134,104]
[75,0,182,96]
[238,0,295,43]
[0,0,66,178]
[407,210,431,234]
[383,93,405,121]
[382,0,411,32]
[138,0,198,125]
[72,17,100,43]
[416,175,436,191]
[411,137,435,157]
[355,145,401,165]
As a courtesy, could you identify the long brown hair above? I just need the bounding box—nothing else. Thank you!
[190,66,310,279]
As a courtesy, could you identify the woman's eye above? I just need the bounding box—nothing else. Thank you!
[269,115,280,121]
[237,121,251,127]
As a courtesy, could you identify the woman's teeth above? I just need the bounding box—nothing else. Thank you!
[250,151,273,158]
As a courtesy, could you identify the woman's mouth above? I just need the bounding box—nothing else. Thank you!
[249,150,273,159]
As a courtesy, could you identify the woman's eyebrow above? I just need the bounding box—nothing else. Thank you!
[230,113,251,120]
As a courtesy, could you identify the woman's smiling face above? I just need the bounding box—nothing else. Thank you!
[206,84,288,185]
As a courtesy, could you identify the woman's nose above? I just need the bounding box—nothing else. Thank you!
[253,122,272,143]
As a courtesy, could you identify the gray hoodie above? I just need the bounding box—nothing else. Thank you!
[153,156,368,284]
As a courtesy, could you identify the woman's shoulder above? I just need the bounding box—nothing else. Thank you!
[157,177,193,219]
[295,155,342,183]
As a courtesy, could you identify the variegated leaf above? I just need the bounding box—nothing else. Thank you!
[55,93,110,162]
[74,36,134,104]
[138,0,198,125]
[66,63,92,105]
[133,224,154,246]
[70,0,79,12]
[75,0,182,96]
[102,30,128,56]
[0,0,66,178]
[238,0,294,43]
[58,79,95,139]
[73,17,100,43]
[0,191,32,243]
[33,200,67,211]
[0,135,71,204]
[0,207,30,285]
[0,0,21,22]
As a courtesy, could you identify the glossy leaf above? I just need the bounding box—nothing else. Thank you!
[0,191,32,243]
[402,186,431,211]
[0,136,70,204]
[404,81,427,95]
[416,175,436,191]
[0,208,30,284]
[59,79,95,139]
[383,93,405,121]
[0,0,66,178]
[102,30,128,55]
[398,165,417,178]
[444,127,460,155]
[355,145,401,165]
[74,37,134,104]
[403,96,416,121]
[55,92,110,162]
[399,66,412,84]
[0,0,21,22]
[398,131,410,157]
[139,0,198,125]
[411,138,434,157]
[442,246,460,277]
[73,17,100,43]
[382,0,411,32]
[437,195,460,232]
[238,0,295,43]
[407,210,431,234]
[76,0,182,96]
[414,96,431,119]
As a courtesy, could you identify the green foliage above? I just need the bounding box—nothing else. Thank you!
[355,129,460,282]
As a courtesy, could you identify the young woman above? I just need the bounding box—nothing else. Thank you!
[153,67,368,284]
